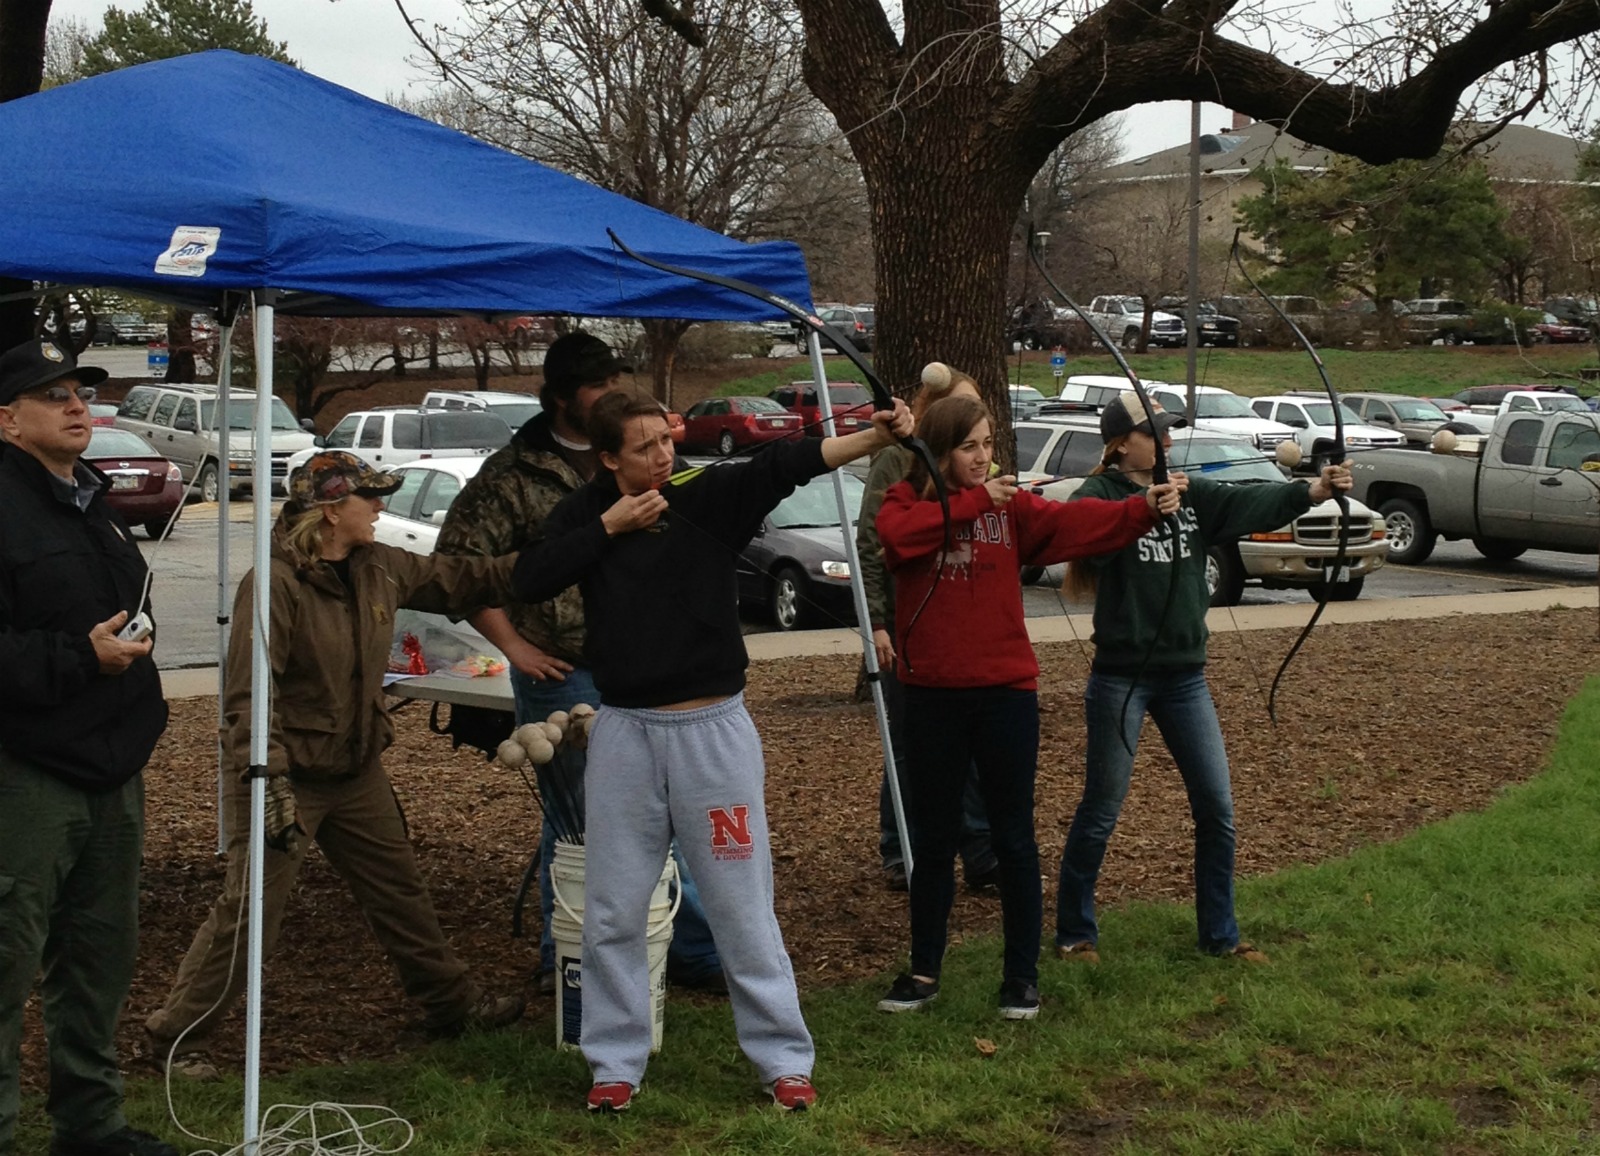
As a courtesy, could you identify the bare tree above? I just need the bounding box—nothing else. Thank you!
[404,0,835,399]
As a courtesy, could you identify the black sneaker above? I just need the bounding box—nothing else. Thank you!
[884,862,908,891]
[877,972,939,1012]
[51,1126,179,1156]
[965,863,1002,894]
[998,978,1040,1021]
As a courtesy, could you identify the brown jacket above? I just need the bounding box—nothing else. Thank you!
[223,523,517,780]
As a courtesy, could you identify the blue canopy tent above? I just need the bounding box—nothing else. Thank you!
[0,49,832,1147]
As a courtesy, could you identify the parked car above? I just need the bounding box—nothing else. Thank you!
[1085,295,1186,349]
[812,305,875,353]
[115,383,316,501]
[767,380,875,436]
[505,315,558,347]
[1531,312,1591,344]
[1015,425,1385,603]
[1542,297,1599,328]
[285,406,512,477]
[680,395,803,455]
[1454,383,1579,407]
[735,471,865,630]
[371,457,506,672]
[104,313,166,345]
[89,402,119,427]
[1008,384,1050,420]
[1213,295,1326,346]
[1250,393,1406,468]
[1402,298,1474,344]
[1340,393,1451,447]
[1154,298,1242,347]
[85,426,184,539]
[421,389,541,431]
[1145,383,1296,456]
[1008,300,1081,350]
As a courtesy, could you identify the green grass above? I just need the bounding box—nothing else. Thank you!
[26,679,1600,1153]
[707,345,1600,402]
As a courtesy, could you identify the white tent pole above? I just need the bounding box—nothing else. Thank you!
[808,334,913,878]
[215,319,233,856]
[243,291,276,1151]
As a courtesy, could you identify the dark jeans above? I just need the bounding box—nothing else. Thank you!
[0,752,143,1151]
[1056,668,1240,954]
[878,662,995,879]
[511,666,721,982]
[902,686,1041,985]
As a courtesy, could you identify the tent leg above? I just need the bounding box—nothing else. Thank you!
[215,318,233,857]
[808,334,912,883]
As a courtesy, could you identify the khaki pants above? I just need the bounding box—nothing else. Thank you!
[146,762,476,1050]
[0,752,143,1154]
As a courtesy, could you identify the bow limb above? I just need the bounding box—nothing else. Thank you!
[1027,226,1178,755]
[1230,229,1349,724]
[606,229,952,665]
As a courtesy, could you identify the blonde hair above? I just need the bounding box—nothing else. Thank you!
[281,501,331,569]
[1061,434,1134,600]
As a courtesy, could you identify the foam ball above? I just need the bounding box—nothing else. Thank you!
[525,735,556,765]
[1274,440,1304,470]
[921,362,953,394]
[569,703,596,721]
[513,724,544,750]
[1430,428,1459,454]
[547,710,571,733]
[496,739,527,768]
[539,721,564,745]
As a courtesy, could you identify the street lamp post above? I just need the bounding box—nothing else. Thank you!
[1185,108,1244,418]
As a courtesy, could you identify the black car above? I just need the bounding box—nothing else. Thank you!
[736,472,865,631]
[1155,299,1242,347]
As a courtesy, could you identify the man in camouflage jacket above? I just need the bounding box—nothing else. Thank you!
[437,333,724,992]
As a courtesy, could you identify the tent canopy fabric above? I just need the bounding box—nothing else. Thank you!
[0,50,813,321]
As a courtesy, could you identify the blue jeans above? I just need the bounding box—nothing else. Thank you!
[511,667,721,982]
[1056,668,1240,955]
[878,662,996,879]
[902,686,1041,985]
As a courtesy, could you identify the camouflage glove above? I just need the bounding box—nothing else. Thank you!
[261,773,304,854]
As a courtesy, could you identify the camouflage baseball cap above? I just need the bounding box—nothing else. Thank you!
[289,450,402,506]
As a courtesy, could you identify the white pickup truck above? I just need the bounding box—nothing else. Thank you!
[1086,295,1187,350]
[1348,409,1600,563]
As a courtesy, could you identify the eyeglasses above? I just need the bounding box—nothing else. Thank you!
[25,384,97,405]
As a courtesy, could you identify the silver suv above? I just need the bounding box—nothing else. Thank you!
[114,384,315,501]
[421,389,542,432]
[1014,420,1386,604]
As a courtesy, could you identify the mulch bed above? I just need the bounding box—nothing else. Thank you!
[18,606,1597,1082]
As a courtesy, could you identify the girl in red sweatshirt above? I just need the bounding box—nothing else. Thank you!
[873,392,1179,1019]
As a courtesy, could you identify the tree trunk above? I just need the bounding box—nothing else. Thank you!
[0,0,52,349]
[164,310,196,382]
[643,318,689,408]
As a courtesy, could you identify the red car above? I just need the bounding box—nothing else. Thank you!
[667,409,686,444]
[1532,312,1591,344]
[767,380,875,438]
[681,396,804,456]
[86,426,184,539]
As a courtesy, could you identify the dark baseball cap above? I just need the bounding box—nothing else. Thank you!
[1100,392,1186,443]
[543,332,632,391]
[289,450,402,506]
[0,339,109,406]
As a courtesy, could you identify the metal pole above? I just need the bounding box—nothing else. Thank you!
[1186,100,1202,418]
[807,333,913,879]
[243,290,276,1154]
[214,318,233,856]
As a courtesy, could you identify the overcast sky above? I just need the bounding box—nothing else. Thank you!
[44,0,1540,163]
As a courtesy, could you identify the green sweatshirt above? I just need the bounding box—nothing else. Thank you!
[1072,470,1314,671]
[855,443,914,631]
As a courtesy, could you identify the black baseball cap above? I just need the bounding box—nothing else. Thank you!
[0,339,109,406]
[543,332,632,391]
[1100,392,1186,443]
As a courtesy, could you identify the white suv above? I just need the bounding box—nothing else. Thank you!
[1146,384,1295,457]
[285,407,513,477]
[1250,393,1406,468]
[1013,420,1385,604]
[421,389,542,432]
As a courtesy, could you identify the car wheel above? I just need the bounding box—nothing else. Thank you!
[197,460,221,504]
[770,565,808,631]
[1120,327,1140,351]
[1442,330,1462,346]
[1377,498,1436,564]
[144,508,180,539]
[1307,576,1364,602]
[1472,537,1528,562]
[1206,544,1245,607]
[718,430,737,457]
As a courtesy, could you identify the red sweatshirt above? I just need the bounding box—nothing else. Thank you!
[877,481,1156,690]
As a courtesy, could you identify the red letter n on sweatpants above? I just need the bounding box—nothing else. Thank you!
[708,805,754,861]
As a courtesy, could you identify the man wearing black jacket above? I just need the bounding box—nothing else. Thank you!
[0,340,175,1156]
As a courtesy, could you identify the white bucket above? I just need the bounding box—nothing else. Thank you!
[549,839,680,1052]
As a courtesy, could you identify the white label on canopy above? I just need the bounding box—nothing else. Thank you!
[154,226,221,278]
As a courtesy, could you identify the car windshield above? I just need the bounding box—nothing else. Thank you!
[1392,399,1448,421]
[88,428,157,457]
[201,397,302,432]
[1012,386,1046,403]
[825,384,874,409]
[426,413,513,448]
[1299,402,1365,426]
[1538,395,1588,413]
[737,397,788,414]
[1190,393,1257,419]
[1168,438,1282,482]
[770,473,866,529]
[489,402,540,428]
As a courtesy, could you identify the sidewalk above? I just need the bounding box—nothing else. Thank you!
[158,585,1597,700]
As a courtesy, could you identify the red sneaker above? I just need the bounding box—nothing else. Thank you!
[768,1074,817,1112]
[586,1081,634,1113]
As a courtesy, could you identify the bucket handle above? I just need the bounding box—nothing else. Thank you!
[550,852,683,934]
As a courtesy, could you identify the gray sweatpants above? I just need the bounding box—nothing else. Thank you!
[581,694,813,1087]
